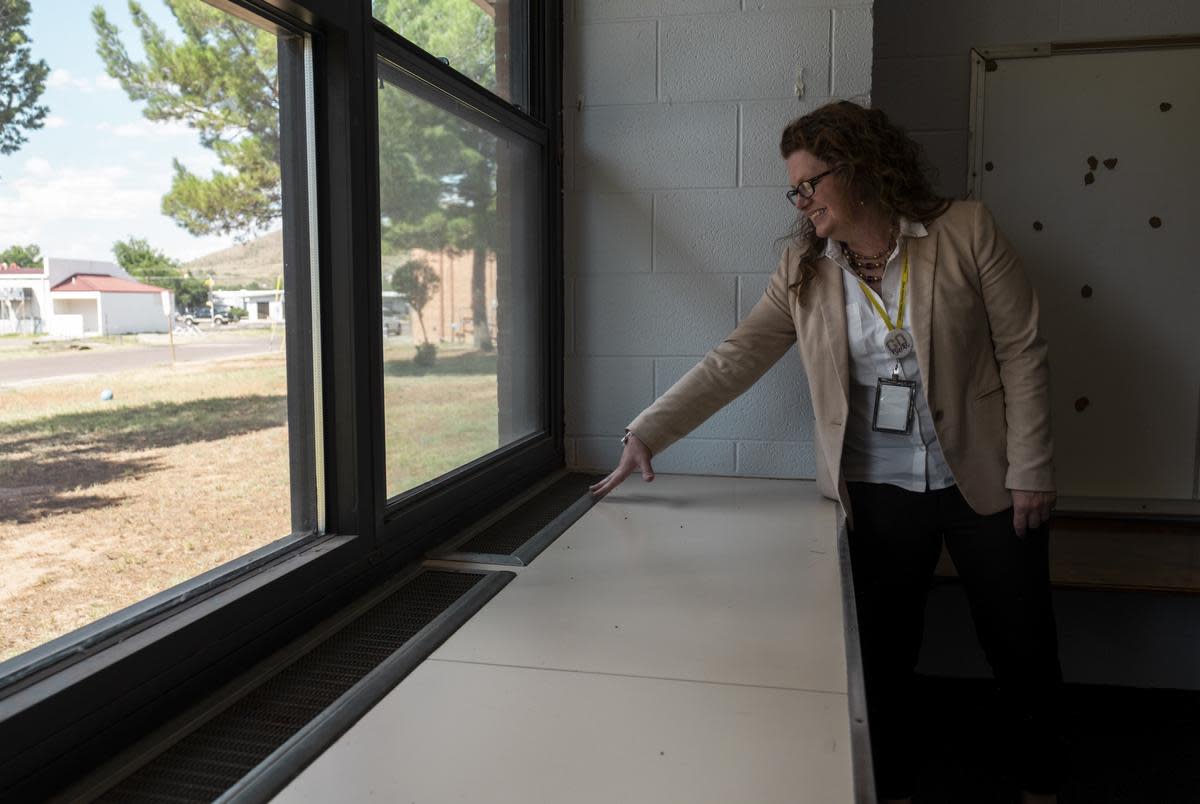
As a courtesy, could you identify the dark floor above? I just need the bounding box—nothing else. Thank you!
[912,676,1200,803]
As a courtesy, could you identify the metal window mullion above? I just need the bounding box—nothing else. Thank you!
[304,36,326,533]
[540,0,565,451]
[278,32,319,536]
[375,60,547,151]
[373,21,546,146]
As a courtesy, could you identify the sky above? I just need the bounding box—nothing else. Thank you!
[0,1,271,264]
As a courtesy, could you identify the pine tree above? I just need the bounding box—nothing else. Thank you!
[0,0,50,157]
[374,0,501,350]
[92,0,280,236]
[94,0,505,348]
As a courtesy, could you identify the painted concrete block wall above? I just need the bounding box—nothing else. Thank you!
[564,0,875,478]
[872,0,1200,199]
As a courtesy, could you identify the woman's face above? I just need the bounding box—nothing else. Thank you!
[785,149,854,242]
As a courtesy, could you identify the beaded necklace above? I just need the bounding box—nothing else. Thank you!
[841,229,896,284]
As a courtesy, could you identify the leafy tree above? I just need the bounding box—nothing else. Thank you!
[92,0,279,236]
[113,236,176,278]
[0,243,41,266]
[111,235,207,309]
[94,0,504,348]
[172,276,210,311]
[373,0,496,93]
[390,258,440,347]
[374,0,499,350]
[0,0,49,157]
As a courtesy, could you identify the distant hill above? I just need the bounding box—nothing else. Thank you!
[184,230,459,291]
[182,229,284,289]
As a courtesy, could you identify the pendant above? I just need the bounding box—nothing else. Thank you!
[883,328,913,359]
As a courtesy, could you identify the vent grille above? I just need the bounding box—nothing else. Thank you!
[450,472,601,559]
[98,570,485,803]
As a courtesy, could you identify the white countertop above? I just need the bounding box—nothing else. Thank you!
[274,474,857,804]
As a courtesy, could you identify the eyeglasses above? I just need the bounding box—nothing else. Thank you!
[785,166,839,206]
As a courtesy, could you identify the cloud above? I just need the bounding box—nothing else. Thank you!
[97,119,193,139]
[178,149,223,175]
[0,161,231,261]
[23,157,52,176]
[0,164,147,228]
[46,69,73,89]
[46,69,121,94]
[44,116,67,129]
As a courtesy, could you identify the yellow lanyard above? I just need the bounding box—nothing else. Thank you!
[856,247,908,332]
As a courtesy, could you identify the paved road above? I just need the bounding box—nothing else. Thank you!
[0,339,280,387]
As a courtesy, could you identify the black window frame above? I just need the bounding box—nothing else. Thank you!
[371,15,561,547]
[0,0,562,798]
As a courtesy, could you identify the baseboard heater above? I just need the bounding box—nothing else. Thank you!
[71,567,512,803]
[427,471,603,566]
[63,473,601,802]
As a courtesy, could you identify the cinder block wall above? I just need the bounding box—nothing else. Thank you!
[873,0,1200,199]
[564,0,875,478]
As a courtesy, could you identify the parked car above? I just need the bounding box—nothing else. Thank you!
[381,292,408,336]
[181,305,237,326]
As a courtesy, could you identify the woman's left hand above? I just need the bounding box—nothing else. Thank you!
[1011,489,1056,538]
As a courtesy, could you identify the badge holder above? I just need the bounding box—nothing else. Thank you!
[872,364,917,434]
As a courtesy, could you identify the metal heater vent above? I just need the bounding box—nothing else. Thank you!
[97,569,489,803]
[441,472,602,563]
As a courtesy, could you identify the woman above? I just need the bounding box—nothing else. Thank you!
[589,101,1062,804]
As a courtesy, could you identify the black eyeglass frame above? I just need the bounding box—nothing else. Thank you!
[785,166,840,205]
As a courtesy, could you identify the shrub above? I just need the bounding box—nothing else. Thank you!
[414,342,438,367]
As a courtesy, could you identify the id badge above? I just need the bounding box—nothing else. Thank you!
[872,377,917,434]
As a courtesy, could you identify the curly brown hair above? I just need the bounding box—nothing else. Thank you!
[779,101,950,300]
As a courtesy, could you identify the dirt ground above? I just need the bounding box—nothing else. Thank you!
[0,341,498,662]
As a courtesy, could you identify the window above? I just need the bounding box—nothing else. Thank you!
[376,61,545,500]
[373,0,526,107]
[0,0,318,665]
[0,1,560,798]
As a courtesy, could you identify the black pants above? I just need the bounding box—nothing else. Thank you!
[847,482,1064,799]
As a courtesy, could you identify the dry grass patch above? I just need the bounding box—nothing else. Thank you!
[1,345,500,662]
[0,334,149,362]
[0,427,290,659]
[0,355,291,661]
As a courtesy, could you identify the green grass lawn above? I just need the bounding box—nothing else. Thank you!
[381,345,500,497]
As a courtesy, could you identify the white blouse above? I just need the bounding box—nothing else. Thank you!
[824,219,957,493]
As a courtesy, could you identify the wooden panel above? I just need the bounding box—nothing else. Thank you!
[936,519,1200,592]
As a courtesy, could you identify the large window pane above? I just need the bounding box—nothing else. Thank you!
[0,1,313,663]
[373,0,522,106]
[377,62,543,499]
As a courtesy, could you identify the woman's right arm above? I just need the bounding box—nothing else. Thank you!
[590,250,800,498]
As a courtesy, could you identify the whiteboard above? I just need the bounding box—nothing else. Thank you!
[968,41,1200,516]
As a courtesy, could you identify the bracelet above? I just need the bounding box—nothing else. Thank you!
[621,430,635,446]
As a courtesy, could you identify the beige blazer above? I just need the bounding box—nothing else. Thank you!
[628,200,1055,522]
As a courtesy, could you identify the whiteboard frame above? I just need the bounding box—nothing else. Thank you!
[966,34,1200,521]
[968,34,1200,200]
